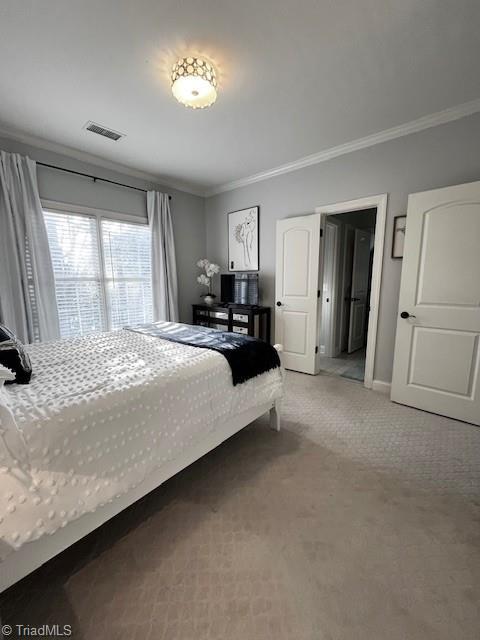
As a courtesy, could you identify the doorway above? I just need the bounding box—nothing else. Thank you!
[274,195,386,382]
[318,208,376,383]
[315,194,388,388]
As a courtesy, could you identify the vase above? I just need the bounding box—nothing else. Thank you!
[203,294,216,306]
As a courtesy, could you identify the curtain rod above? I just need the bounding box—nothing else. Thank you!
[37,162,172,200]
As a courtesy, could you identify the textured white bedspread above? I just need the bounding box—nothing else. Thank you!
[0,327,282,560]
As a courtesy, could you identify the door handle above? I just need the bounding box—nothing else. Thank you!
[276,301,283,307]
[400,311,416,319]
[351,297,360,302]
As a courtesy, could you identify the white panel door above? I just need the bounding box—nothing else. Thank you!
[348,229,371,353]
[319,220,339,357]
[275,213,321,374]
[391,181,480,425]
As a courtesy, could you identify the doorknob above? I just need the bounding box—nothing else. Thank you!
[400,311,416,319]
[276,301,283,307]
[351,297,360,302]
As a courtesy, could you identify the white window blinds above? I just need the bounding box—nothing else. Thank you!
[44,210,152,339]
[101,219,153,329]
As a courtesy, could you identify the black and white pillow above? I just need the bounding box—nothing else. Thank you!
[0,324,32,384]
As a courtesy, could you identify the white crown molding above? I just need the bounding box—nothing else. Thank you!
[0,125,206,198]
[206,98,480,197]
[2,97,479,201]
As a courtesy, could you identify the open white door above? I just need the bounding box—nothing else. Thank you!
[348,229,371,353]
[275,213,321,374]
[391,181,480,425]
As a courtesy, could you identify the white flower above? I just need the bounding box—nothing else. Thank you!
[205,263,220,277]
[197,258,219,289]
[197,274,210,287]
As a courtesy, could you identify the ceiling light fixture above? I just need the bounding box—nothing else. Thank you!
[171,57,217,109]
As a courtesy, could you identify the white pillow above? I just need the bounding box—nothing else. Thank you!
[0,364,15,387]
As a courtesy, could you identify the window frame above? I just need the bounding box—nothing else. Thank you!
[42,199,152,335]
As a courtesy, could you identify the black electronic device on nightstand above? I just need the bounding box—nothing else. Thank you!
[220,273,259,305]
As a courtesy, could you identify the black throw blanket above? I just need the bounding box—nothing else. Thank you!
[127,322,280,386]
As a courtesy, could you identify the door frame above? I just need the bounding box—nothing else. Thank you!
[320,219,341,358]
[315,194,388,389]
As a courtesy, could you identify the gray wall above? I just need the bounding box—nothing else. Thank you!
[205,113,480,383]
[0,136,205,323]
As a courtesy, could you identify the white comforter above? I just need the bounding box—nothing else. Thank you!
[0,326,282,560]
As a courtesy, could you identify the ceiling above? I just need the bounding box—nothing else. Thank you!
[1,0,479,194]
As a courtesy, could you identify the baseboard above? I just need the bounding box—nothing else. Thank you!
[372,379,391,394]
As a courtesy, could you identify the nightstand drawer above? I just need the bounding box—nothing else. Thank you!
[232,326,248,335]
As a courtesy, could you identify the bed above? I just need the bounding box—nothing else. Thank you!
[0,324,283,592]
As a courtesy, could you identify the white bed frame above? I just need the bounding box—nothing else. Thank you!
[0,345,283,592]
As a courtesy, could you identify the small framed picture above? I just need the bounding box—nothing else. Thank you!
[392,215,406,259]
[228,206,259,271]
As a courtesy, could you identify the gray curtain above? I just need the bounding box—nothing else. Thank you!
[147,191,179,322]
[0,151,59,343]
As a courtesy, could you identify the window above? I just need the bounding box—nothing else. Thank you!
[44,209,152,339]
[102,219,153,329]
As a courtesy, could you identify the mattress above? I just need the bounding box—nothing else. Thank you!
[0,328,283,561]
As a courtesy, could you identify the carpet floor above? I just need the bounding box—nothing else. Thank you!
[1,371,479,640]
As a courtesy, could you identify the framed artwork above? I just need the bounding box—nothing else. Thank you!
[228,206,259,271]
[392,215,406,259]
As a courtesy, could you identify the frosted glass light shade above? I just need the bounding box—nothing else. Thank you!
[171,57,217,109]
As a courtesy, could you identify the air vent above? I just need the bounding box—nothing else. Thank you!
[83,121,125,141]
